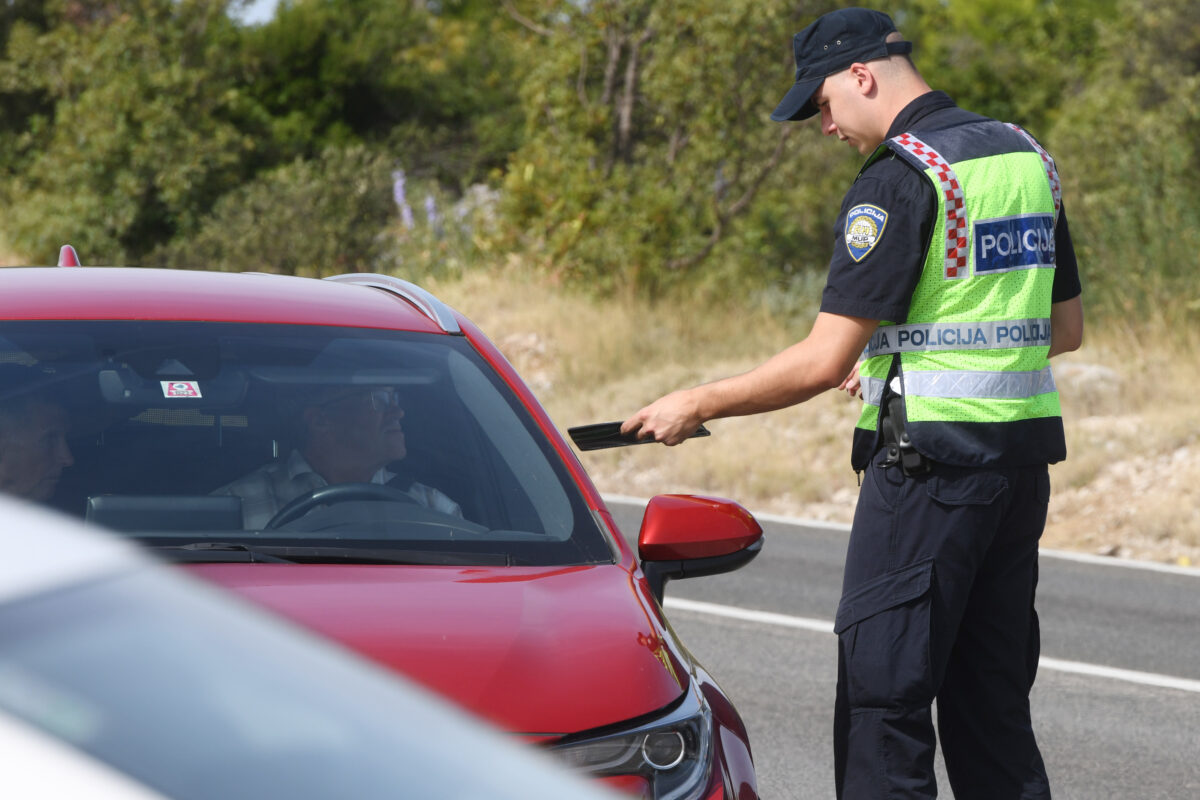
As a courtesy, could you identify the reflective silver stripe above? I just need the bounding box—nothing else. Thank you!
[861,376,886,408]
[864,319,1051,358]
[902,367,1056,400]
[860,368,1055,408]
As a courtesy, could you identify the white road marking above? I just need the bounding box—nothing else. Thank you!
[1036,658,1200,693]
[1034,548,1199,577]
[664,597,1200,695]
[665,597,833,634]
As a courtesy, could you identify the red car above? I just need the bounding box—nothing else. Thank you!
[0,261,762,799]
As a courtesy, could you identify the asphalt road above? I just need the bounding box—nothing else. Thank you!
[605,497,1200,800]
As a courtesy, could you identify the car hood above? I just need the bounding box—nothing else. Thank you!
[186,562,687,735]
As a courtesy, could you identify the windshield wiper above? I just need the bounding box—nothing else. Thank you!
[253,545,513,566]
[154,542,297,564]
[153,542,511,567]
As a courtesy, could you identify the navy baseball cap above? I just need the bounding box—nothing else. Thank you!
[770,8,912,122]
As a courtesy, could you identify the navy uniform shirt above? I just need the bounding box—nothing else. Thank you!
[820,91,1082,322]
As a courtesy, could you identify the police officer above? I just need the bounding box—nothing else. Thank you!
[622,8,1083,799]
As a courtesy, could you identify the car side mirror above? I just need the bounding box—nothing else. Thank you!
[637,494,763,604]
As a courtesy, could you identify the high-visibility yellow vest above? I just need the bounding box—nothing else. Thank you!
[852,121,1066,469]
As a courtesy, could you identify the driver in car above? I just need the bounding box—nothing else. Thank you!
[215,385,460,529]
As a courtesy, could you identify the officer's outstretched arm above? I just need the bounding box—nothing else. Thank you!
[622,313,877,445]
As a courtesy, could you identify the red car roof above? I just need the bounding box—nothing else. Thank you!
[0,267,449,333]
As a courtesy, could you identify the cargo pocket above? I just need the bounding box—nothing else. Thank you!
[834,559,935,709]
[925,469,1007,507]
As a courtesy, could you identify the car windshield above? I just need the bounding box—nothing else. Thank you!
[0,321,611,567]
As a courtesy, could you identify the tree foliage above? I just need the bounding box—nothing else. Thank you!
[1,0,256,262]
[240,0,522,182]
[497,0,855,296]
[154,145,396,275]
[0,0,520,264]
[0,0,51,169]
[0,0,1196,320]
[1048,0,1200,317]
[899,0,1116,133]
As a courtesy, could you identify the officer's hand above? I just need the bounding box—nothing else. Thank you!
[621,390,703,446]
[839,363,863,399]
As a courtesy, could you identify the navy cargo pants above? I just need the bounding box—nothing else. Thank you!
[833,450,1052,799]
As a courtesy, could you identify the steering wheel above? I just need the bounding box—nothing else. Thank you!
[264,482,419,529]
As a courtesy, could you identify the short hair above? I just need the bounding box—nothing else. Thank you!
[882,31,917,71]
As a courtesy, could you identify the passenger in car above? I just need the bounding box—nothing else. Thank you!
[0,366,75,503]
[214,385,460,529]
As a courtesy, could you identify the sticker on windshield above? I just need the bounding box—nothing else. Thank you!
[161,380,202,399]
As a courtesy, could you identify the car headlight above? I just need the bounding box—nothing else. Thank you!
[550,686,713,800]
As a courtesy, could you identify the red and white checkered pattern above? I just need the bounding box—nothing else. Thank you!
[1006,124,1062,219]
[891,133,969,279]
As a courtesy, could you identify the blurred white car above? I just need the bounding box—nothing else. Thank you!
[0,497,618,800]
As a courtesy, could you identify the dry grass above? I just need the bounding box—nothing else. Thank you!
[434,264,1200,568]
[1044,322,1200,564]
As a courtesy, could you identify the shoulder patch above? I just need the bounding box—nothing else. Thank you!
[844,204,888,262]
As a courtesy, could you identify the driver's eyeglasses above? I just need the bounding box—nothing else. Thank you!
[321,387,401,411]
[367,388,401,411]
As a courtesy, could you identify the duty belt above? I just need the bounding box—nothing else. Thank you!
[879,395,931,476]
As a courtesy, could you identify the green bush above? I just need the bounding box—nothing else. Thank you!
[495,0,847,298]
[0,0,522,266]
[239,0,522,184]
[155,146,396,276]
[1048,0,1200,322]
[0,0,258,264]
